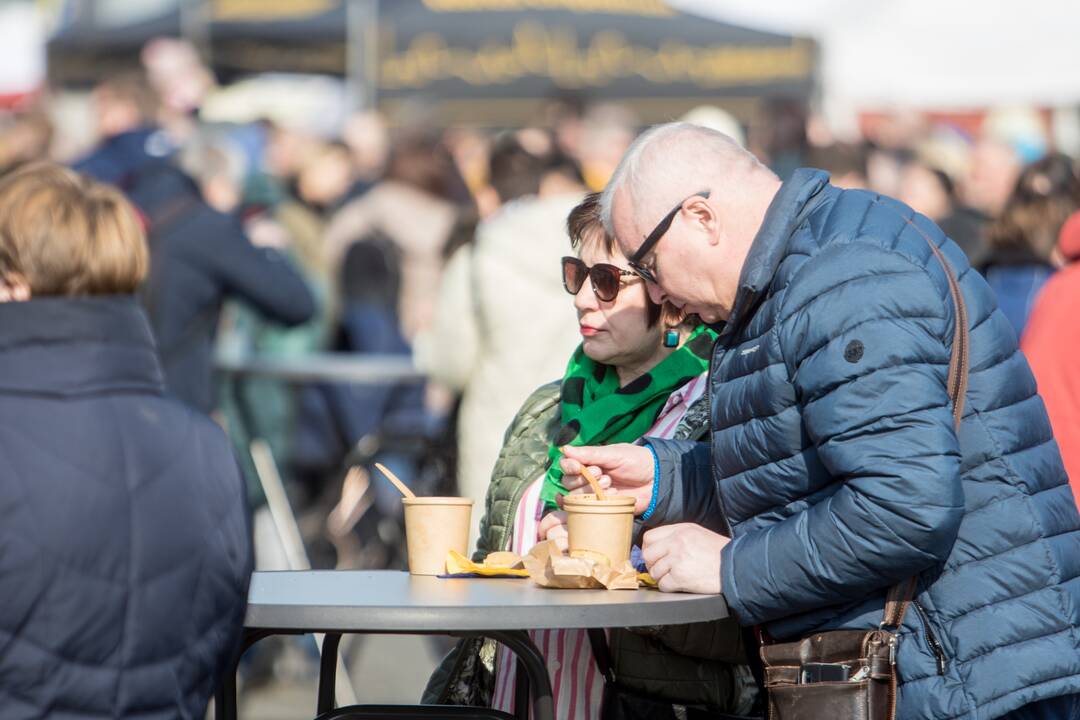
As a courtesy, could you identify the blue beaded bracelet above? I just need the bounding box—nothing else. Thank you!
[641,442,661,521]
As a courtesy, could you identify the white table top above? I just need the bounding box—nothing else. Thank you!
[245,570,730,632]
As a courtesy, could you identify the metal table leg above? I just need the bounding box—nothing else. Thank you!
[487,630,554,720]
[213,669,237,720]
[216,628,554,720]
[213,629,280,720]
[318,632,344,713]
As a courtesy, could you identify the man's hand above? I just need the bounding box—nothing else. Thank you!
[642,524,729,594]
[559,444,655,514]
[538,510,569,553]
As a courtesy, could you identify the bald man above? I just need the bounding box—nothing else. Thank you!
[558,123,1080,720]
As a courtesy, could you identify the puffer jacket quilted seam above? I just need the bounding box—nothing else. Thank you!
[794,312,947,388]
[724,444,806,481]
[962,397,1080,646]
[961,619,1074,669]
[105,397,134,717]
[953,473,1058,518]
[938,536,1064,589]
[777,266,933,329]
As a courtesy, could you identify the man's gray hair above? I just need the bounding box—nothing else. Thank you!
[598,121,756,236]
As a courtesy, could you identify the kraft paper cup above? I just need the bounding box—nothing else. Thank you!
[402,497,473,575]
[563,494,636,566]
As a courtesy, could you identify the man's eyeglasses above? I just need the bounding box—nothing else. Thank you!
[561,256,638,303]
[627,190,711,283]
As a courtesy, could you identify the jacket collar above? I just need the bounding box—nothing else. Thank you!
[0,296,164,397]
[721,168,833,337]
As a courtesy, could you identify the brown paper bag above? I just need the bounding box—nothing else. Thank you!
[523,541,640,590]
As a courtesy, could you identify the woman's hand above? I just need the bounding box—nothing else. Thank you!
[539,510,569,553]
[559,443,656,514]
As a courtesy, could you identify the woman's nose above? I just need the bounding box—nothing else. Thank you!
[573,278,600,311]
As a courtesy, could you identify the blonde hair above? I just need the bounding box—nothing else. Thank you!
[0,162,148,296]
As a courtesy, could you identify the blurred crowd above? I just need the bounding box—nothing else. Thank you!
[3,42,1080,584]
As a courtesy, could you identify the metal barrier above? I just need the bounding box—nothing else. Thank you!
[215,351,424,385]
[215,351,428,708]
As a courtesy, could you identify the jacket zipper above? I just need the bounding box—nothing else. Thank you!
[706,341,735,539]
[911,600,948,675]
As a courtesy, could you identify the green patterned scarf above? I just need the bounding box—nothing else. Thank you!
[541,324,718,508]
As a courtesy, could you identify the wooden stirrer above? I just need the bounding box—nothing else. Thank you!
[374,462,416,499]
[562,446,606,500]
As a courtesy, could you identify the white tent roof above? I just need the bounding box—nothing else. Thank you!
[0,2,45,99]
[671,0,1080,111]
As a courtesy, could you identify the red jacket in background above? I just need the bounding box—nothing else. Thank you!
[1022,263,1080,506]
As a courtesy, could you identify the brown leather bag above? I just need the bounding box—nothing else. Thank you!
[759,222,970,720]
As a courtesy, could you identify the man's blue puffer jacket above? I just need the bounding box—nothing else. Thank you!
[647,170,1080,720]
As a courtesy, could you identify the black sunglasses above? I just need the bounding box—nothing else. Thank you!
[561,256,637,303]
[627,190,711,283]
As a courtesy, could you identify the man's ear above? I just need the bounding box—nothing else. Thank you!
[685,195,721,246]
[0,272,31,302]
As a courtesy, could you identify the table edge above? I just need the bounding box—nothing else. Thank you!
[245,594,730,632]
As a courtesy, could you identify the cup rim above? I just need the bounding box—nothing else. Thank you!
[401,496,475,506]
[561,493,636,507]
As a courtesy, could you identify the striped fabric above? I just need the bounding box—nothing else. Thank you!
[492,372,709,718]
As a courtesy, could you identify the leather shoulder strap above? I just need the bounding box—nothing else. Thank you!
[919,226,970,430]
[882,216,971,629]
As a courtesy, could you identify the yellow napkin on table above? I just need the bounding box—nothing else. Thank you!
[637,572,658,588]
[445,550,531,577]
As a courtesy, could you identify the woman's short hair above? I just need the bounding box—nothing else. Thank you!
[988,153,1080,261]
[0,162,148,296]
[567,192,689,328]
[568,192,618,256]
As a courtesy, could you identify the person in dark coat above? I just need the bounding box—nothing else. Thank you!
[558,123,1080,720]
[0,163,253,719]
[73,71,316,413]
[129,160,316,413]
[71,71,177,187]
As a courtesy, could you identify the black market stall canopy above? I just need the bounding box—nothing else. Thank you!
[47,0,189,83]
[48,0,817,125]
[373,0,817,125]
[208,0,350,77]
[46,0,349,83]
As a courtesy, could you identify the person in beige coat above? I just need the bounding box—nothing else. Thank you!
[418,137,584,546]
[323,136,462,340]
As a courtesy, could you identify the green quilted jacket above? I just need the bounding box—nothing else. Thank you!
[473,381,562,561]
[426,380,759,714]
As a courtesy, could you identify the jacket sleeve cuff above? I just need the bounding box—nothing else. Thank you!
[639,438,689,528]
[639,438,717,530]
[721,536,754,625]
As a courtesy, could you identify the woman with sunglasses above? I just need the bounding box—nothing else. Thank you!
[425,194,756,718]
